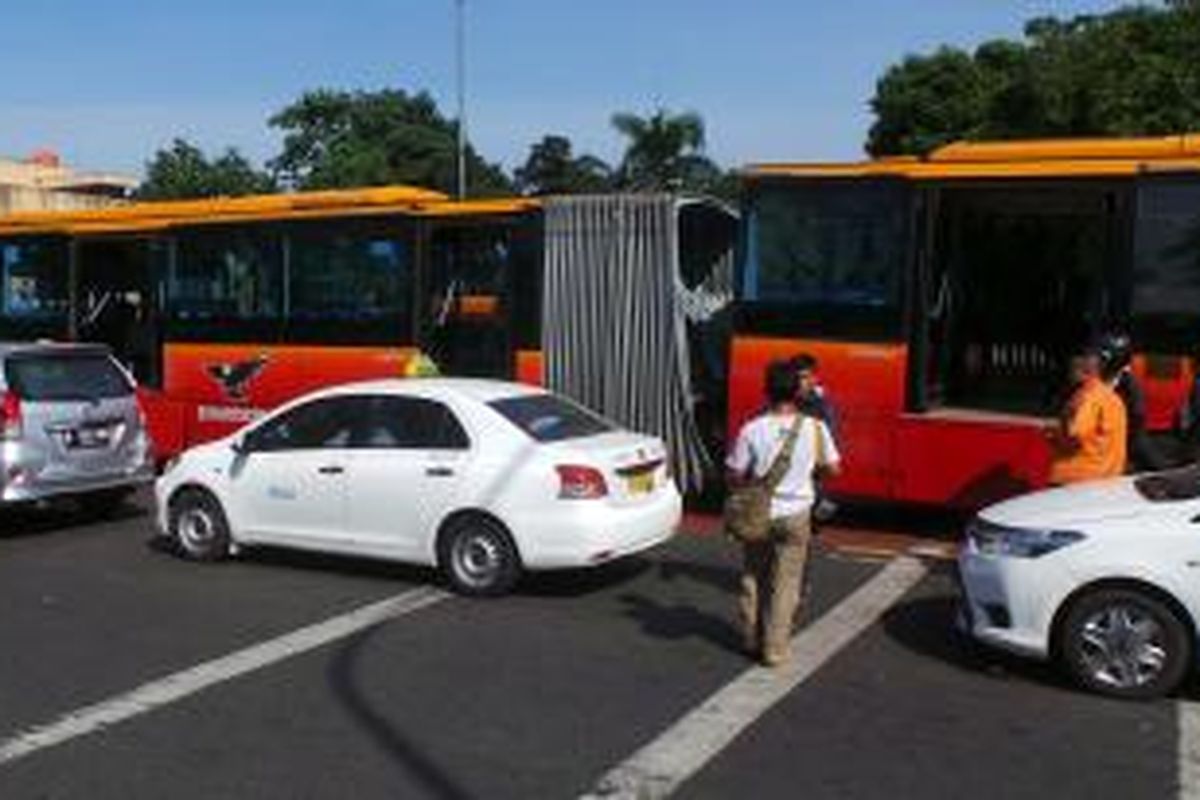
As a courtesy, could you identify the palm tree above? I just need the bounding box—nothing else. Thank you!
[610,108,712,191]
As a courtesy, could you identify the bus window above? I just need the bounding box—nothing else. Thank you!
[1133,176,1200,353]
[285,221,414,345]
[423,223,514,378]
[0,237,70,337]
[168,225,283,342]
[741,180,908,340]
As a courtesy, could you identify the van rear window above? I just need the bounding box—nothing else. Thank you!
[488,394,614,442]
[5,353,133,401]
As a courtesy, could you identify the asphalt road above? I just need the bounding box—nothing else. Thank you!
[0,493,1189,799]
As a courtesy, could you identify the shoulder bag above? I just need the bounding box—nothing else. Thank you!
[724,416,805,543]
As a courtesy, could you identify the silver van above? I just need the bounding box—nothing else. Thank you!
[1,342,155,514]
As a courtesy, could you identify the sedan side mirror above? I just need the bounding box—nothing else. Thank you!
[231,433,253,456]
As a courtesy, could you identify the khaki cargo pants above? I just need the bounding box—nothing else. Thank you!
[738,511,812,663]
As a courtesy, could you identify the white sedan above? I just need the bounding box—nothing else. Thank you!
[155,378,681,596]
[959,466,1200,698]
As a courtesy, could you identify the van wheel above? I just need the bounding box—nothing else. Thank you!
[169,488,231,562]
[1060,588,1190,699]
[78,488,132,519]
[438,514,521,597]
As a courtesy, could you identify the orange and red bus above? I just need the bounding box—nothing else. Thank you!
[732,134,1200,507]
[0,187,544,457]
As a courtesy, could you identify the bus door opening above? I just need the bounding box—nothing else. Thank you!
[901,184,1127,505]
[919,185,1125,417]
[75,236,163,388]
[421,223,514,379]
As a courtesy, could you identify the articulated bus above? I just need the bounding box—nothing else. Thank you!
[0,187,545,458]
[733,134,1200,507]
[0,187,736,485]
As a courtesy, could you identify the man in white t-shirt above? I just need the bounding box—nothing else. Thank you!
[726,360,840,666]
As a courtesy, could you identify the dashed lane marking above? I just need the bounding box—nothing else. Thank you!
[0,586,449,766]
[581,555,929,800]
[1179,700,1200,799]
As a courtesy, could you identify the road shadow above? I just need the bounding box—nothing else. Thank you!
[516,556,654,599]
[881,594,1071,692]
[328,623,477,800]
[617,591,744,656]
[655,554,739,594]
[0,497,146,539]
[825,501,967,541]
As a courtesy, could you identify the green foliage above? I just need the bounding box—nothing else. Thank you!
[610,108,728,194]
[267,88,511,196]
[867,3,1200,156]
[513,135,612,195]
[138,139,275,200]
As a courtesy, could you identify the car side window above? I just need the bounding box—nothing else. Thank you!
[354,396,470,450]
[252,397,363,452]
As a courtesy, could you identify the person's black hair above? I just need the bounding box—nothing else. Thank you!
[765,360,799,406]
[789,353,818,373]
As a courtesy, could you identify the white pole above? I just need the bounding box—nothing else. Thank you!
[455,0,467,199]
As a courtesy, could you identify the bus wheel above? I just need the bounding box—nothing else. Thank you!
[170,488,231,562]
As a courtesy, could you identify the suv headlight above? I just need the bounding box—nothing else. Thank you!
[968,518,1085,558]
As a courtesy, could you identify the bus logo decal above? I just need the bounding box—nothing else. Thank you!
[205,354,269,401]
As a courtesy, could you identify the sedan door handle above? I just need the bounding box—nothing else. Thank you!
[425,466,455,478]
[317,465,345,475]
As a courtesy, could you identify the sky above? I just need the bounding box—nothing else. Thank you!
[0,1,1142,180]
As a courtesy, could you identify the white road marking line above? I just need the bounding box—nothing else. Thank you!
[1179,700,1200,799]
[0,586,448,766]
[581,555,929,800]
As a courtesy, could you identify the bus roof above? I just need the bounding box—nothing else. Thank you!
[0,185,541,237]
[743,133,1200,182]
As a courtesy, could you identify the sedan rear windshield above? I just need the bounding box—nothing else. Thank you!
[5,353,133,401]
[488,394,614,442]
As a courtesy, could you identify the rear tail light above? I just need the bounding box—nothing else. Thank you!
[0,390,22,440]
[556,464,608,499]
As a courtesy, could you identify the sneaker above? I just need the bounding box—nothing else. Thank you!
[762,649,788,668]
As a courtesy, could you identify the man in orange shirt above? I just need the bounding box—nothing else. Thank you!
[1048,350,1128,484]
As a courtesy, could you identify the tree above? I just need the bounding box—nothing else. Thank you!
[867,3,1200,156]
[138,139,275,200]
[610,108,725,193]
[513,135,612,195]
[268,88,511,196]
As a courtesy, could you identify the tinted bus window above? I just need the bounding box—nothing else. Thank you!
[168,226,283,342]
[1133,177,1200,351]
[740,180,908,339]
[1,237,69,332]
[286,223,413,345]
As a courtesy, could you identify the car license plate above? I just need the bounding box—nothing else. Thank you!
[626,472,654,495]
[69,427,111,449]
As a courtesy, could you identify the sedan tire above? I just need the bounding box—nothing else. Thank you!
[1060,587,1191,700]
[169,488,232,563]
[438,514,521,597]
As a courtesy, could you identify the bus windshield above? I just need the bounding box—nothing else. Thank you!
[744,181,908,310]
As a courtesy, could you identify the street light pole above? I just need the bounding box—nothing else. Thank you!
[455,0,467,199]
